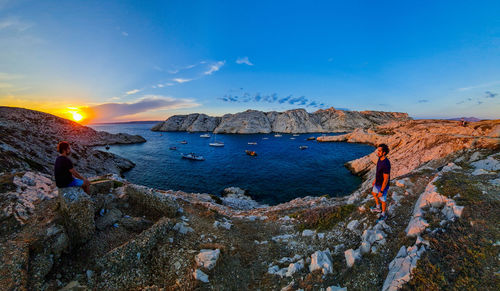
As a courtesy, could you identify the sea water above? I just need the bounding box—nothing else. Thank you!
[90,122,374,205]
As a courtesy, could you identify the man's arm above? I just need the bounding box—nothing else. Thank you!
[69,168,88,182]
[381,173,389,191]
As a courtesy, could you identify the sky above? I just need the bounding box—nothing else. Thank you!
[0,0,499,123]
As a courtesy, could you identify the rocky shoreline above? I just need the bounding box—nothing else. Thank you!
[151,108,410,134]
[0,108,498,290]
[0,107,146,176]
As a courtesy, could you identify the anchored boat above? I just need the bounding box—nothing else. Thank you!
[245,150,257,156]
[181,153,205,161]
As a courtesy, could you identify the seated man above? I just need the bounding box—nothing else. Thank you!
[54,141,90,194]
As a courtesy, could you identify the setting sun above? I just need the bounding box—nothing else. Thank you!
[66,107,86,123]
[72,112,83,122]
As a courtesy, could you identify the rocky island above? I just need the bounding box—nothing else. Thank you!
[151,108,410,133]
[0,107,499,290]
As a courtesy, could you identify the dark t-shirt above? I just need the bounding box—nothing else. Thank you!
[54,155,74,187]
[375,157,391,187]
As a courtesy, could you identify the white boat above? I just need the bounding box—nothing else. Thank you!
[200,134,210,138]
[181,153,205,161]
[293,134,299,136]
[290,137,295,140]
[209,134,224,147]
[299,145,308,150]
[274,134,282,137]
[248,142,257,145]
[263,137,269,140]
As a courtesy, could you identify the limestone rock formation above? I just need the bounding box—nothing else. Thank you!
[0,106,145,176]
[152,107,410,133]
[318,119,500,178]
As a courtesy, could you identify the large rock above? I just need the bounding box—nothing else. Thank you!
[152,107,409,134]
[309,249,333,274]
[382,245,426,291]
[58,187,95,246]
[125,185,179,218]
[195,249,220,270]
[318,119,500,178]
[0,106,144,176]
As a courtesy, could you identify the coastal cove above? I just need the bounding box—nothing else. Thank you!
[90,122,374,205]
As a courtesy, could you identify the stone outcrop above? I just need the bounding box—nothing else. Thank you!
[318,119,500,178]
[58,187,96,246]
[152,108,410,134]
[382,245,426,291]
[0,106,145,176]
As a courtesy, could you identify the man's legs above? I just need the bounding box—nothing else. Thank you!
[82,180,90,195]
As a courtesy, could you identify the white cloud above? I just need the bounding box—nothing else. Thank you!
[236,56,254,66]
[121,31,128,36]
[126,89,141,95]
[173,78,192,84]
[84,95,200,122]
[0,16,32,31]
[204,61,225,75]
[457,80,500,91]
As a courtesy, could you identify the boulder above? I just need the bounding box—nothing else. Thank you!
[119,216,153,232]
[193,269,209,283]
[58,187,95,246]
[285,259,304,277]
[309,249,333,274]
[382,245,425,291]
[89,180,114,196]
[195,249,220,270]
[344,248,361,268]
[125,185,179,218]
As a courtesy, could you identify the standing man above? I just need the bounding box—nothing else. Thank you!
[54,141,90,194]
[370,144,391,221]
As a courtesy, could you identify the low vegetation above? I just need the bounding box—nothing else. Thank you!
[292,204,356,231]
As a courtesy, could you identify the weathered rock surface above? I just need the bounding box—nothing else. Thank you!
[152,108,410,134]
[318,119,500,178]
[58,187,96,246]
[383,245,426,291]
[0,106,145,176]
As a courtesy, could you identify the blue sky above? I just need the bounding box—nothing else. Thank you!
[0,0,499,122]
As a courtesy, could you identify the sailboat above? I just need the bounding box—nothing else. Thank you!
[209,134,224,147]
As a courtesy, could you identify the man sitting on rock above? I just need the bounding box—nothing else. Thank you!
[370,143,391,221]
[54,141,90,194]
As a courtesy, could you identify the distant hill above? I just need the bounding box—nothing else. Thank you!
[449,117,482,122]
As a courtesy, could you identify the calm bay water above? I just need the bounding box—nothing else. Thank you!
[90,122,374,205]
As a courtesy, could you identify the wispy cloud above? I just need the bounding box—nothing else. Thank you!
[457,80,500,91]
[418,99,429,103]
[219,92,326,108]
[83,96,200,122]
[173,78,192,84]
[456,91,497,105]
[121,31,128,36]
[0,16,32,31]
[236,57,254,66]
[204,61,225,75]
[0,72,22,80]
[126,89,141,95]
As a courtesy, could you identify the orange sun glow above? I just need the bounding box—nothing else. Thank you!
[66,107,86,123]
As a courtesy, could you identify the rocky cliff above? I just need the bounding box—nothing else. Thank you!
[0,107,146,176]
[151,108,411,133]
[0,115,498,291]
